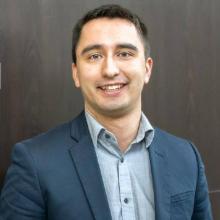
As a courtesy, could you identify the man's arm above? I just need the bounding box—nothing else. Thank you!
[0,143,46,219]
[191,143,213,220]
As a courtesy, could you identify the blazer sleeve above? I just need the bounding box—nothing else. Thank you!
[0,143,46,220]
[191,143,213,220]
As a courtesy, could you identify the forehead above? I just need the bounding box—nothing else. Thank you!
[77,18,144,50]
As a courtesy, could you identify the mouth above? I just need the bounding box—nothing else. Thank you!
[97,83,127,96]
[98,83,125,91]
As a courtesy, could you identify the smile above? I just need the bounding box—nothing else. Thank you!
[99,83,125,91]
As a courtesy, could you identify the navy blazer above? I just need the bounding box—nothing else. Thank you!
[0,112,212,220]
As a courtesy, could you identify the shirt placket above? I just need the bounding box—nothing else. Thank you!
[118,158,136,220]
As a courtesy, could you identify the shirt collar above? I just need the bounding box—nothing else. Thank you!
[85,111,154,149]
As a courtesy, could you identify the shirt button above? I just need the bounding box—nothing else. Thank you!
[120,158,124,163]
[124,198,129,204]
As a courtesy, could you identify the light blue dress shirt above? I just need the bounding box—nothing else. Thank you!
[85,112,155,220]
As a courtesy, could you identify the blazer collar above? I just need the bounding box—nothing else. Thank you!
[149,128,171,220]
[69,113,171,220]
[69,111,112,220]
[70,111,89,141]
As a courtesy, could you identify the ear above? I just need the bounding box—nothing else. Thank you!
[72,63,80,88]
[144,57,153,84]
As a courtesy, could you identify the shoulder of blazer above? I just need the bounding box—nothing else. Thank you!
[154,127,190,144]
[152,127,201,174]
[15,111,87,154]
[153,127,197,155]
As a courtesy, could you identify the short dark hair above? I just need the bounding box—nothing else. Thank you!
[72,4,150,63]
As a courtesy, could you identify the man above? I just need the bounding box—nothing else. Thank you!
[0,4,212,220]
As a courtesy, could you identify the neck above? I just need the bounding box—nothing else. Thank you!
[86,107,142,152]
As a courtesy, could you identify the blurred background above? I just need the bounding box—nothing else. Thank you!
[0,0,219,218]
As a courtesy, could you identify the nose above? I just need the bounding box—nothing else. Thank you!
[102,56,119,78]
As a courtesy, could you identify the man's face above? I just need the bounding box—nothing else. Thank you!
[72,18,153,118]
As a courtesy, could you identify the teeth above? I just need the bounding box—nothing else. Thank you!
[101,84,123,91]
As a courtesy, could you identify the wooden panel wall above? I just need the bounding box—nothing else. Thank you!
[0,0,219,218]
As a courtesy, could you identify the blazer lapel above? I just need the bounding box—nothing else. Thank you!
[149,128,171,220]
[69,112,112,220]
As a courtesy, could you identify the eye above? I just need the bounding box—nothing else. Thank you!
[88,53,102,61]
[117,51,134,59]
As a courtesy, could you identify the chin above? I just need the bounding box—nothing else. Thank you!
[99,105,131,117]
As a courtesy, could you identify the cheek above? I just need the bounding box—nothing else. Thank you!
[77,68,101,93]
[78,63,101,81]
[122,63,146,81]
[121,58,146,71]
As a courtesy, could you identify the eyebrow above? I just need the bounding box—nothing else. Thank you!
[116,43,138,52]
[80,43,138,56]
[81,44,102,56]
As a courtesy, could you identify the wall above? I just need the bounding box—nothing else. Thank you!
[0,0,219,218]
